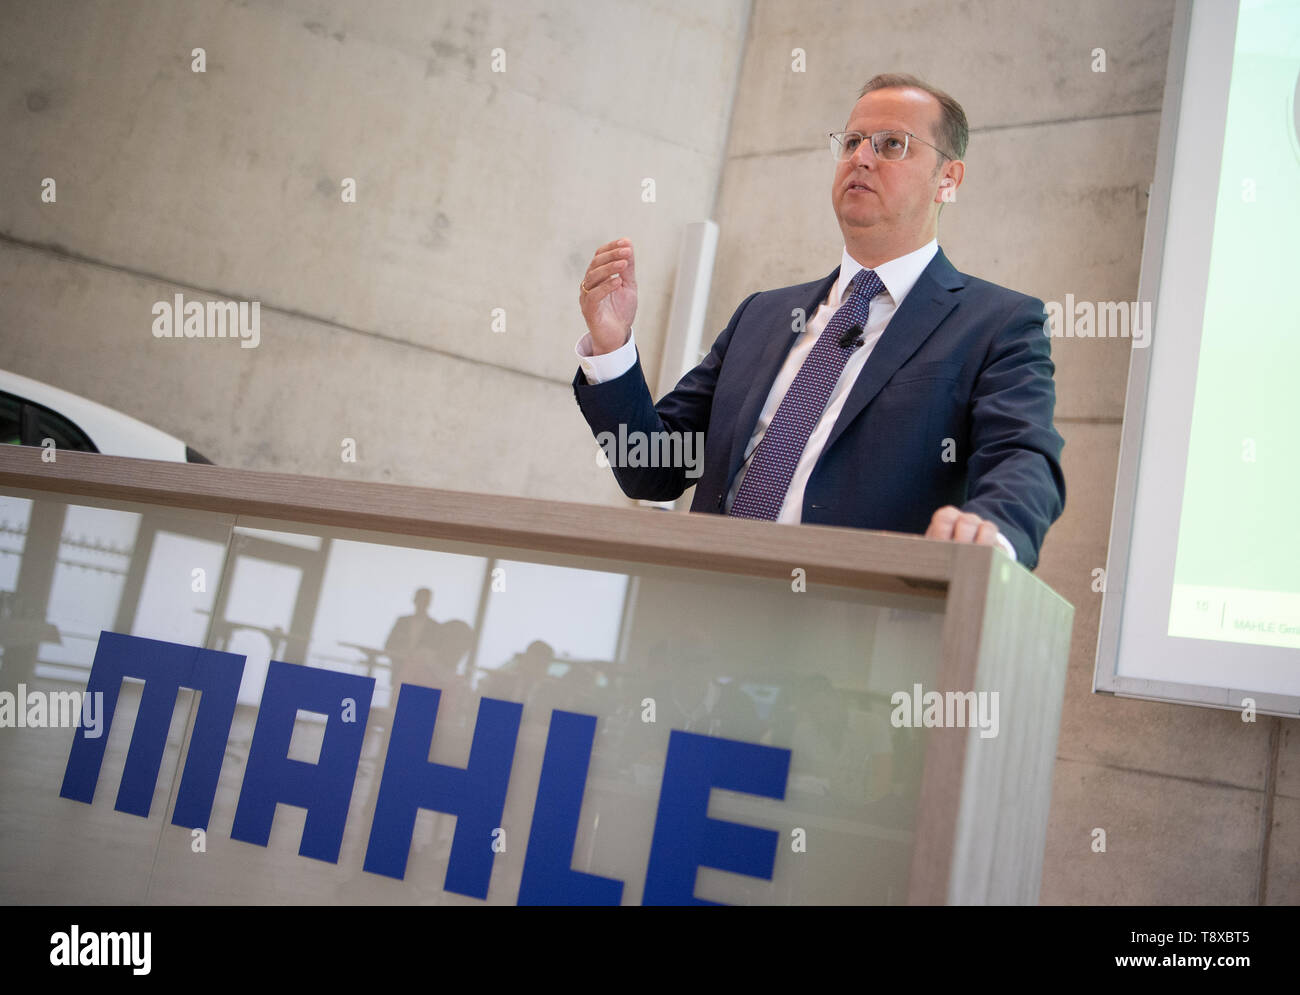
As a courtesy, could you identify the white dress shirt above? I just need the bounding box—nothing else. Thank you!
[576,239,1017,561]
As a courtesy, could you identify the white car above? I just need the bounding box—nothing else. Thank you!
[0,369,212,464]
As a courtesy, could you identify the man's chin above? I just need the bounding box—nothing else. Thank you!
[836,209,882,232]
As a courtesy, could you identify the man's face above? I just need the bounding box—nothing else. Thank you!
[831,87,952,242]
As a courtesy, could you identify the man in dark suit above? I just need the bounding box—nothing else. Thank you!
[570,74,1065,569]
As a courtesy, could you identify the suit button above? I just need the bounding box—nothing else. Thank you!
[716,493,724,509]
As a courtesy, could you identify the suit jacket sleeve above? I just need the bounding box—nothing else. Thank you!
[959,295,1067,569]
[571,291,761,502]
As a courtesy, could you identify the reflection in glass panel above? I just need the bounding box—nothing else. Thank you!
[140,517,944,906]
[0,492,948,905]
[235,526,322,550]
[474,560,627,679]
[310,537,488,710]
[0,496,35,672]
[224,558,301,633]
[131,532,229,647]
[0,496,31,587]
[221,554,303,707]
[0,488,235,903]
[39,505,140,674]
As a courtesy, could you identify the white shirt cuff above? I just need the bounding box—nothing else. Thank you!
[994,531,1017,562]
[576,328,637,384]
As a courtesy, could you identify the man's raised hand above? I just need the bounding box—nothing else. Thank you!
[579,238,638,355]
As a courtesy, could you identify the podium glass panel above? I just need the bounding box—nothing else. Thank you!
[0,488,945,905]
[0,490,234,903]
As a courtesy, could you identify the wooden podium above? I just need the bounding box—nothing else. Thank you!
[0,447,1072,905]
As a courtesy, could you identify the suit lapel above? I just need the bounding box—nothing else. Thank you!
[820,247,964,454]
[725,267,841,488]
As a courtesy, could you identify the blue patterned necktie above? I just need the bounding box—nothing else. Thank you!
[727,269,886,520]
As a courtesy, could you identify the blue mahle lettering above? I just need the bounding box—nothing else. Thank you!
[363,687,521,900]
[642,730,791,905]
[61,634,795,906]
[61,631,244,828]
[518,710,624,905]
[230,660,374,863]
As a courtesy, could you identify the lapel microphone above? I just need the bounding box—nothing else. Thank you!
[838,324,865,349]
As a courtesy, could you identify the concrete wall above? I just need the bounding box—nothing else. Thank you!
[710,0,1296,905]
[0,0,749,498]
[2,0,1295,904]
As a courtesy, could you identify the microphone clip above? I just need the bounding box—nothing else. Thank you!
[837,324,864,350]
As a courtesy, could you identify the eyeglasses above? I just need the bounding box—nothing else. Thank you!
[828,130,956,163]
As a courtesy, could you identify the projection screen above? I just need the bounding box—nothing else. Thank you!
[1095,0,1300,715]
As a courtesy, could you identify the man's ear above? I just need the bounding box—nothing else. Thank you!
[935,160,965,204]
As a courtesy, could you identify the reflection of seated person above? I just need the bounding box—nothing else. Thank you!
[552,663,608,718]
[612,637,725,765]
[384,587,440,687]
[526,659,606,719]
[370,596,476,745]
[476,639,554,706]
